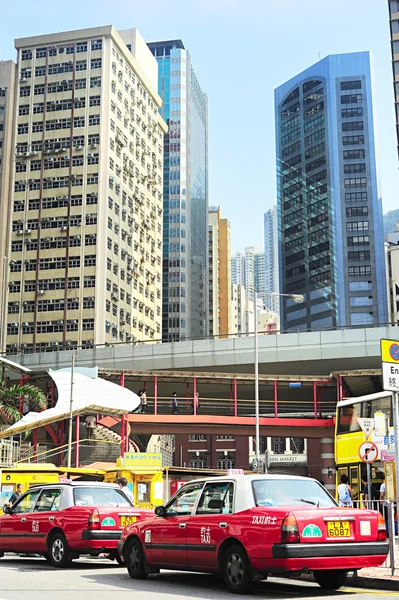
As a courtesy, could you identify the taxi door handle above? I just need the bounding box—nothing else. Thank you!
[21,518,27,523]
[49,517,55,522]
[219,522,228,529]
[179,523,186,529]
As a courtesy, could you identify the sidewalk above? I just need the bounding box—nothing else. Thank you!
[346,567,399,591]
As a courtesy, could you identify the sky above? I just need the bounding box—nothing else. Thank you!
[1,0,398,252]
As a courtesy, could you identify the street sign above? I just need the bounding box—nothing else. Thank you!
[381,339,399,392]
[381,450,395,462]
[356,418,374,439]
[358,441,378,463]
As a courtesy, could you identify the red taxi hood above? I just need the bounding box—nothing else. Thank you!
[290,506,381,543]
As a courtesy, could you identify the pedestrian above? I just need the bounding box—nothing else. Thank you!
[140,389,147,414]
[171,392,178,414]
[192,392,200,415]
[337,474,353,507]
[380,476,388,522]
[116,476,134,505]
[7,483,23,507]
[85,415,96,439]
[362,475,377,510]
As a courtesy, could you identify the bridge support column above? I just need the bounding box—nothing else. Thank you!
[320,437,335,494]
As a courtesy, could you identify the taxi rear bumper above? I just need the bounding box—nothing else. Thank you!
[272,541,389,559]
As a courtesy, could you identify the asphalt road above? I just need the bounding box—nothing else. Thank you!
[0,555,398,599]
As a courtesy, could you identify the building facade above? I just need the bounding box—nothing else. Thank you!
[385,232,399,325]
[147,40,208,341]
[389,0,399,159]
[208,206,231,337]
[0,61,16,353]
[264,206,279,315]
[231,246,265,305]
[6,26,166,354]
[275,52,387,331]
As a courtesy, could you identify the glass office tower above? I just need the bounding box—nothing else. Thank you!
[275,52,387,331]
[147,40,208,340]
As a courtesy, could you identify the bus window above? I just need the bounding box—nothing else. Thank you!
[350,466,359,501]
[337,405,361,434]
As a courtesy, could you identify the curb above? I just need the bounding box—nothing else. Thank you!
[346,574,399,592]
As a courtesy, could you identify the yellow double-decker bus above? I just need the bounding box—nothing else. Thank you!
[335,392,392,501]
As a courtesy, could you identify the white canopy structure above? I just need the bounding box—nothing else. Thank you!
[0,368,140,439]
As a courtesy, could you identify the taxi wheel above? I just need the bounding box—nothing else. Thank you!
[223,544,253,594]
[313,569,347,590]
[48,532,71,568]
[125,538,148,579]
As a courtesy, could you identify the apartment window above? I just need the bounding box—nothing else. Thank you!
[91,58,102,69]
[89,95,100,107]
[21,49,32,60]
[344,163,366,174]
[85,234,96,246]
[348,266,371,276]
[82,318,95,331]
[343,149,365,160]
[348,250,370,261]
[340,80,362,90]
[73,40,86,52]
[90,77,101,88]
[84,276,96,288]
[75,60,87,72]
[341,107,363,118]
[346,220,369,231]
[346,206,368,217]
[304,114,324,133]
[341,94,362,104]
[89,114,100,126]
[342,121,364,132]
[344,177,367,188]
[91,39,102,50]
[18,124,29,134]
[217,456,234,470]
[347,235,370,246]
[350,296,372,307]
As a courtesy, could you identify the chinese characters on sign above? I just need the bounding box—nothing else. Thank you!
[200,527,211,544]
[32,520,39,533]
[252,515,277,525]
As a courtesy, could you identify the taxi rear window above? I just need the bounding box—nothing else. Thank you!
[252,479,336,508]
[73,487,132,507]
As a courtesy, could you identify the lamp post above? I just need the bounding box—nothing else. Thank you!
[254,292,304,472]
[66,353,76,468]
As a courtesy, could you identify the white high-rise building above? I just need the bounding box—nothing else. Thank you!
[264,206,279,314]
[231,247,265,305]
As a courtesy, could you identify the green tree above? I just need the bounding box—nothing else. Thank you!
[0,381,47,426]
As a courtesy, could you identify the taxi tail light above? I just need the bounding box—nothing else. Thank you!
[281,515,300,544]
[88,509,100,530]
[377,513,387,541]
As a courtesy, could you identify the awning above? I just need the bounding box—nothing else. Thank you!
[0,368,140,439]
[0,356,33,375]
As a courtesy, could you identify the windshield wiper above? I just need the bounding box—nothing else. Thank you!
[295,498,317,506]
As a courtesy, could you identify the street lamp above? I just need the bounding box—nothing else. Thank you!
[254,291,304,472]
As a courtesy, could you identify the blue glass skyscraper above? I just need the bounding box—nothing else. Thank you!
[275,52,387,331]
[147,40,208,341]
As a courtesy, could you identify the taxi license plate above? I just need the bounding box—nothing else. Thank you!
[327,521,351,537]
[120,515,137,527]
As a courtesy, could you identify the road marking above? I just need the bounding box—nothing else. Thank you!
[342,588,399,596]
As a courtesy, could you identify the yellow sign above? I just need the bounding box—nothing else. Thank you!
[123,452,163,468]
[381,338,399,364]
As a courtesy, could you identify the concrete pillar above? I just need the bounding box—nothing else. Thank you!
[286,437,292,454]
[320,437,335,493]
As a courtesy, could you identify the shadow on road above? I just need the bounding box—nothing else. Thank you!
[82,570,353,599]
[1,556,121,571]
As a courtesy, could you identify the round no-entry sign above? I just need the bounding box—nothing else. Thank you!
[358,441,378,463]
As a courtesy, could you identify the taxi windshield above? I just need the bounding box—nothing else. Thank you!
[252,479,336,508]
[73,487,132,507]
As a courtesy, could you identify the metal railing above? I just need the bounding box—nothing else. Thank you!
[350,499,397,575]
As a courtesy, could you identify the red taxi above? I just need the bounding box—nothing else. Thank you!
[118,474,388,593]
[0,481,153,567]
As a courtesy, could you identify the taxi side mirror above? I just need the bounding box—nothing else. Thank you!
[2,505,10,514]
[155,505,166,517]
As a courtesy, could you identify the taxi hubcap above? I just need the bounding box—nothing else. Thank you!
[227,553,244,585]
[129,545,140,571]
[52,539,64,562]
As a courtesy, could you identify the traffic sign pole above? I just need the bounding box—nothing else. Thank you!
[393,391,399,511]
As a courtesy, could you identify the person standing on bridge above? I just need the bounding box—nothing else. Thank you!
[139,389,147,414]
[171,392,178,414]
[192,392,200,415]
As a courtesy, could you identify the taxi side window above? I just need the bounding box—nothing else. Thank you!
[35,489,62,512]
[196,482,234,515]
[165,483,204,517]
[13,490,40,514]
